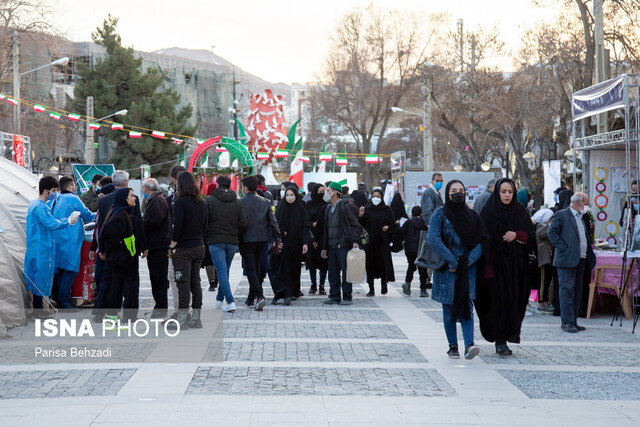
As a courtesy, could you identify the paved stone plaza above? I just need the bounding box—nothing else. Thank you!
[1,253,640,426]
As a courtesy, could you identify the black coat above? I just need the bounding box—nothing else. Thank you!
[360,202,395,281]
[402,217,427,256]
[205,187,248,245]
[99,190,147,254]
[99,210,135,268]
[142,191,170,251]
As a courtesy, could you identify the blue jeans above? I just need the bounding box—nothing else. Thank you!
[57,269,78,307]
[442,303,475,347]
[209,244,237,304]
[558,259,586,326]
[328,247,351,302]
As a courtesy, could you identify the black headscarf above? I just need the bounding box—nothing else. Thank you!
[352,190,368,208]
[276,185,308,245]
[111,187,132,217]
[558,189,574,210]
[480,178,534,248]
[442,180,489,322]
[442,180,488,251]
[390,193,408,220]
[306,183,326,223]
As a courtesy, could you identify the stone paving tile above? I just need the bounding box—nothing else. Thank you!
[479,344,640,366]
[223,307,392,322]
[224,322,407,339]
[499,370,640,400]
[232,293,380,307]
[406,298,440,310]
[234,285,369,297]
[187,367,453,396]
[0,369,135,399]
[221,341,427,363]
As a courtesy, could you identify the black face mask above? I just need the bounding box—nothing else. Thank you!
[451,192,465,204]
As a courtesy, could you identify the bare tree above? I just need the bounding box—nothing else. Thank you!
[311,5,440,185]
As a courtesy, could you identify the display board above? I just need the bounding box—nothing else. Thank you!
[404,171,496,208]
[72,164,115,194]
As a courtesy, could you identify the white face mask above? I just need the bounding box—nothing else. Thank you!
[280,189,285,198]
[581,206,591,215]
[286,195,296,203]
[527,199,534,208]
[372,197,382,206]
[323,192,332,203]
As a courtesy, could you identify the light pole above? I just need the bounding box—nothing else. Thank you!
[391,105,432,172]
[85,108,128,164]
[12,31,68,133]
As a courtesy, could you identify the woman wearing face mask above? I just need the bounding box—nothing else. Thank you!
[274,186,310,305]
[278,181,296,203]
[306,184,329,295]
[359,189,395,296]
[427,180,488,359]
[476,178,536,356]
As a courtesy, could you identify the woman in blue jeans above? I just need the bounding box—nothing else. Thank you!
[427,180,488,360]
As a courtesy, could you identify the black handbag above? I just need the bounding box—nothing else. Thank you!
[390,223,404,253]
[415,210,449,270]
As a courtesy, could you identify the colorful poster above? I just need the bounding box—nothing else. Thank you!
[246,89,288,163]
[12,135,24,167]
[611,167,638,193]
[72,164,115,194]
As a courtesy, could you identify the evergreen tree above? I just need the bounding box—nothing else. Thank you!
[73,15,195,176]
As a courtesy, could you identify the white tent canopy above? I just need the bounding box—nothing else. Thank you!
[0,157,38,336]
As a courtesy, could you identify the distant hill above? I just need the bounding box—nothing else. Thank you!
[151,47,291,101]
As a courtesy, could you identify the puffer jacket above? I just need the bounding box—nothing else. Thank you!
[205,187,248,245]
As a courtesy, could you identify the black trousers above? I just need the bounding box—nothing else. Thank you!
[240,242,266,301]
[405,253,428,290]
[172,246,205,309]
[105,264,129,316]
[147,249,169,309]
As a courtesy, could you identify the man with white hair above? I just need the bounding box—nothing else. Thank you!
[142,178,170,317]
[548,192,596,333]
[96,170,148,321]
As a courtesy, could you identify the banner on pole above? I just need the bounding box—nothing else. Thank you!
[571,74,626,121]
[12,135,24,167]
[72,164,115,194]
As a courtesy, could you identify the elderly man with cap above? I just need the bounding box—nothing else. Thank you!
[320,181,363,305]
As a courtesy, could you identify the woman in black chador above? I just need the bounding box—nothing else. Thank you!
[476,178,535,356]
[274,185,310,305]
[305,183,328,295]
[359,188,395,296]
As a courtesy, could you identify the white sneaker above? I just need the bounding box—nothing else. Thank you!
[223,302,236,313]
[215,301,223,309]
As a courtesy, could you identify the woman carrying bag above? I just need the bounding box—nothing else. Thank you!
[274,185,310,305]
[427,180,488,360]
[359,188,395,297]
[306,183,328,295]
[99,187,137,319]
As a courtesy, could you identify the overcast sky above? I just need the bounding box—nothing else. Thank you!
[47,0,561,84]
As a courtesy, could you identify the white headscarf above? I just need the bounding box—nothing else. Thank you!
[532,208,553,224]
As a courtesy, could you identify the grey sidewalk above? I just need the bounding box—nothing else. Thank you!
[1,252,640,426]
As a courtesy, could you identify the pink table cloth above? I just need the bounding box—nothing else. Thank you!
[592,250,640,297]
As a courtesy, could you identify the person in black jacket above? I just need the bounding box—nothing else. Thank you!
[240,176,281,312]
[99,187,137,318]
[166,165,186,311]
[401,206,429,298]
[97,170,147,321]
[321,182,363,305]
[205,175,248,312]
[274,185,310,305]
[142,178,170,318]
[169,171,208,329]
[306,183,328,295]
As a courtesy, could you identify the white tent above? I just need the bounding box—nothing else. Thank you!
[0,157,38,337]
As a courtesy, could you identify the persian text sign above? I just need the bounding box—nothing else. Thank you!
[12,134,24,167]
[571,74,626,121]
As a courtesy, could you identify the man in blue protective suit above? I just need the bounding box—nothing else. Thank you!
[50,176,96,308]
[25,176,78,315]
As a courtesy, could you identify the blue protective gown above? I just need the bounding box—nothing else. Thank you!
[50,193,95,272]
[24,199,70,297]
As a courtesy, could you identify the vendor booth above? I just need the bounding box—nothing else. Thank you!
[572,74,640,326]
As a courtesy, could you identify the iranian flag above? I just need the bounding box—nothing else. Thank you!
[289,150,304,188]
[33,105,46,112]
[67,113,81,121]
[6,98,18,106]
[111,123,123,130]
[256,152,269,160]
[151,130,165,139]
[365,155,381,164]
[89,123,101,130]
[0,94,5,100]
[319,152,332,162]
[172,138,183,144]
[336,157,348,166]
[299,156,310,163]
[275,149,289,158]
[50,112,61,120]
[216,146,228,152]
[129,131,142,138]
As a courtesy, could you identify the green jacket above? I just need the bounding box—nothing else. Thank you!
[80,188,99,212]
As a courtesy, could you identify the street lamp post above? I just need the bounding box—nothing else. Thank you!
[85,108,128,164]
[12,30,68,133]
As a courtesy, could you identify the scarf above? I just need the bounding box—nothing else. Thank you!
[111,187,133,217]
[390,193,408,220]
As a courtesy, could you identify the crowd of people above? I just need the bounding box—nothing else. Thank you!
[24,167,597,357]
